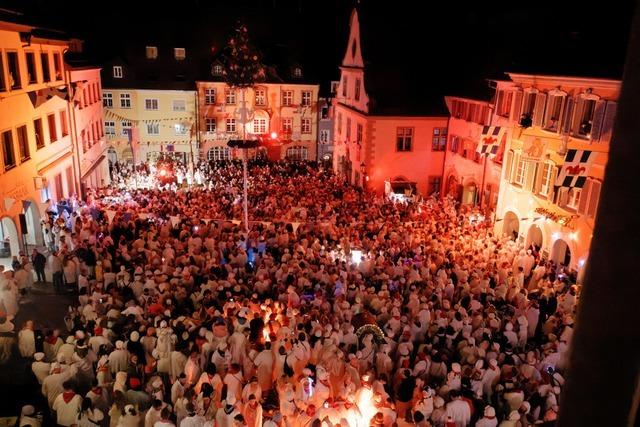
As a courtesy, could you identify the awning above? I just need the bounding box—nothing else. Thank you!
[80,155,106,179]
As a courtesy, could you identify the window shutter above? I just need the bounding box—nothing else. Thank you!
[510,90,523,122]
[571,97,584,136]
[557,188,568,208]
[532,93,547,127]
[589,99,607,142]
[504,151,514,182]
[561,97,575,134]
[599,101,617,144]
[587,180,601,217]
[533,161,544,194]
[549,166,558,200]
[577,179,591,214]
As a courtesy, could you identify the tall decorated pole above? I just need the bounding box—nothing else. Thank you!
[223,22,264,233]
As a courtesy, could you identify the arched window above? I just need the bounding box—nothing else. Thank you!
[285,146,308,161]
[207,147,230,161]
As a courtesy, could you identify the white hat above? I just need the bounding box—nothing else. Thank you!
[130,331,140,342]
[124,404,135,415]
[115,340,124,349]
[34,352,45,361]
[484,406,495,417]
[66,336,75,344]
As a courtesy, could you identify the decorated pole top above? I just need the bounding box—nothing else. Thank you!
[222,22,265,89]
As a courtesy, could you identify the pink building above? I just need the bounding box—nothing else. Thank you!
[332,8,448,196]
[443,96,504,209]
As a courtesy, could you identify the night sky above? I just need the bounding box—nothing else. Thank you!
[0,0,635,98]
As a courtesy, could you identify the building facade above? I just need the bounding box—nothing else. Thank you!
[0,20,76,256]
[493,73,619,278]
[67,66,110,192]
[317,96,334,166]
[332,9,448,196]
[443,96,503,208]
[196,80,319,162]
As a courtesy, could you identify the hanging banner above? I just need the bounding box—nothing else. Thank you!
[105,210,116,224]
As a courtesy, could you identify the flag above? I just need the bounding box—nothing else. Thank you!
[556,149,595,188]
[476,126,504,158]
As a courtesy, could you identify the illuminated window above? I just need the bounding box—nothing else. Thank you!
[226,118,236,133]
[539,161,554,197]
[2,130,16,170]
[25,52,37,84]
[53,53,62,80]
[146,46,158,59]
[432,127,447,151]
[6,52,21,89]
[102,93,113,108]
[206,118,216,133]
[282,90,293,106]
[47,114,57,143]
[34,118,44,148]
[40,52,51,82]
[145,99,159,110]
[286,145,308,161]
[16,125,29,161]
[253,118,267,134]
[514,157,526,186]
[207,147,230,161]
[121,121,132,137]
[212,64,223,76]
[105,121,115,136]
[544,92,565,132]
[113,66,123,79]
[396,127,413,152]
[60,111,69,137]
[174,48,186,60]
[225,89,236,105]
[281,118,293,134]
[567,187,581,209]
[120,93,131,108]
[293,67,302,78]
[174,123,188,135]
[301,91,312,107]
[255,89,266,106]
[205,89,216,105]
[495,90,513,117]
[301,118,311,134]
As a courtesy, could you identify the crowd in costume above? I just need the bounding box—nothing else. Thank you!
[4,161,577,427]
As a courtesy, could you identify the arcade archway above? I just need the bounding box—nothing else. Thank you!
[503,211,520,240]
[0,217,20,263]
[526,224,543,251]
[552,238,572,267]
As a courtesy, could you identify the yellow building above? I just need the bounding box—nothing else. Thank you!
[0,20,77,256]
[493,73,620,279]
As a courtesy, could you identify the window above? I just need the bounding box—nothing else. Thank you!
[174,123,188,135]
[281,118,292,134]
[342,76,348,97]
[40,53,51,83]
[103,92,113,108]
[0,53,5,91]
[206,118,216,133]
[145,99,159,110]
[25,52,37,84]
[544,93,565,132]
[34,118,44,149]
[356,123,363,144]
[60,111,69,137]
[121,121,132,137]
[346,118,351,140]
[282,90,293,107]
[578,179,601,218]
[428,176,442,196]
[253,118,267,134]
[286,145,308,161]
[2,130,16,170]
[538,161,554,197]
[207,147,230,161]
[301,118,311,134]
[105,121,116,136]
[337,113,342,135]
[16,125,29,161]
[174,48,186,60]
[173,100,186,111]
[293,67,302,78]
[225,89,236,105]
[560,187,582,210]
[146,46,158,59]
[496,90,513,117]
[7,52,21,89]
[255,89,266,106]
[205,88,216,105]
[113,66,123,78]
[330,81,339,94]
[522,91,537,117]
[576,97,597,138]
[226,118,236,133]
[146,123,159,135]
[513,156,526,186]
[212,64,223,76]
[319,129,329,143]
[450,135,460,152]
[65,167,74,196]
[432,127,447,151]
[120,93,131,108]
[396,127,413,152]
[301,91,312,107]
[53,53,62,80]
[321,106,328,119]
[354,78,361,101]
[47,114,57,143]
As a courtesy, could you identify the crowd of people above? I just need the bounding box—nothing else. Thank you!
[2,160,578,427]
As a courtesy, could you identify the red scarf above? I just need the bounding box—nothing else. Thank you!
[46,336,58,345]
[62,391,76,403]
[92,387,102,395]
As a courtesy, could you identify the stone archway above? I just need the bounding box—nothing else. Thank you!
[552,238,572,267]
[503,211,520,240]
[526,224,544,250]
[24,199,43,247]
[461,182,477,205]
[0,216,20,262]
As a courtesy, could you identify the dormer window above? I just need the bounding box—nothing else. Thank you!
[293,67,302,78]
[146,46,158,59]
[212,64,223,76]
[174,48,186,60]
[113,66,123,79]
